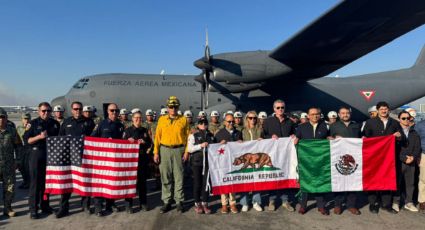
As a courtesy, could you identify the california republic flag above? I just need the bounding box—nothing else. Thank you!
[297,135,396,193]
[208,138,299,195]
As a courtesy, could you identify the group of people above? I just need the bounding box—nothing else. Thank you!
[0,96,425,220]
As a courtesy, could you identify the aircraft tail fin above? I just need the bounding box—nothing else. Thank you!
[414,45,425,67]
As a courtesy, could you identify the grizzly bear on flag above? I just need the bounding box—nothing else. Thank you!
[233,153,273,169]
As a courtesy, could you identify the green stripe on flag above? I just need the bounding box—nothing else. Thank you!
[297,139,331,193]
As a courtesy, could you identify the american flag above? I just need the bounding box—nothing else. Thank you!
[45,136,139,199]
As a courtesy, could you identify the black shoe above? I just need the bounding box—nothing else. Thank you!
[160,203,172,214]
[176,203,184,213]
[55,209,69,219]
[95,210,105,217]
[30,212,39,219]
[384,207,398,214]
[41,207,54,215]
[369,204,379,214]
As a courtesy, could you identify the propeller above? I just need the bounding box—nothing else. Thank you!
[194,28,213,110]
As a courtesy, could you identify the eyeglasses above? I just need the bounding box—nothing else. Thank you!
[247,117,257,120]
[73,108,82,111]
[109,109,119,113]
[226,120,234,123]
[400,117,410,121]
[41,109,52,113]
[133,116,142,119]
[275,106,285,110]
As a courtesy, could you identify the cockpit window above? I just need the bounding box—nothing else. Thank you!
[72,78,90,89]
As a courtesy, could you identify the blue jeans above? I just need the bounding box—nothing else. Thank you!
[269,189,294,204]
[240,192,262,206]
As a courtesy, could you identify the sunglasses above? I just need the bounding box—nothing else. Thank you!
[41,109,52,113]
[198,122,208,125]
[226,120,234,123]
[400,117,410,121]
[275,106,285,110]
[73,108,82,111]
[247,117,257,120]
[109,109,119,113]
[0,115,6,119]
[168,106,178,109]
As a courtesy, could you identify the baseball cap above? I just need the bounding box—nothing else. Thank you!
[327,111,337,119]
[21,113,31,119]
[53,105,65,112]
[184,110,193,118]
[145,109,154,116]
[198,111,206,117]
[197,118,208,125]
[83,106,93,112]
[258,111,267,119]
[210,111,219,117]
[234,111,243,118]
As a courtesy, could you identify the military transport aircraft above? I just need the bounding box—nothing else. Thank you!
[52,0,425,120]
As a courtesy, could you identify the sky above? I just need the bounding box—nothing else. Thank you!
[1,0,424,105]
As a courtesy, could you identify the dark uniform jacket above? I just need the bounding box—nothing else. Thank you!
[263,115,295,138]
[191,130,215,166]
[23,117,60,150]
[91,118,124,139]
[398,127,421,163]
[363,117,400,137]
[296,121,328,139]
[329,120,361,138]
[59,117,95,136]
[123,125,152,153]
[215,128,242,143]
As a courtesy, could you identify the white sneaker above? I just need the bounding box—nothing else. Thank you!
[392,202,400,212]
[282,202,295,212]
[404,203,419,212]
[242,205,249,212]
[253,203,263,212]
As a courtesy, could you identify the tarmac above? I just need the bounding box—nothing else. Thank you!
[2,114,425,230]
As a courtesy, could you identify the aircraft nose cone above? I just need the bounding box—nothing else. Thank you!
[194,57,211,70]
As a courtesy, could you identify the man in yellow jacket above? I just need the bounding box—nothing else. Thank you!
[154,96,190,213]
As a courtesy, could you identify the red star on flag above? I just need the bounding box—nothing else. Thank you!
[218,148,225,155]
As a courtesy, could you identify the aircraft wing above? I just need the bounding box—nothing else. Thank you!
[269,0,425,81]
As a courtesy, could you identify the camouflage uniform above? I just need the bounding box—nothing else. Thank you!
[208,122,221,136]
[234,123,244,132]
[93,115,102,126]
[16,124,31,187]
[143,121,160,183]
[0,125,20,211]
[121,120,132,129]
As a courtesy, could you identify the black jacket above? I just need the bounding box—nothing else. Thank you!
[295,121,328,140]
[329,121,361,138]
[263,115,295,138]
[398,127,421,163]
[215,128,242,143]
[191,130,215,166]
[363,117,400,137]
[123,125,152,153]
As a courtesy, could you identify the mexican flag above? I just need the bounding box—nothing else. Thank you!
[208,138,299,195]
[297,135,396,193]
